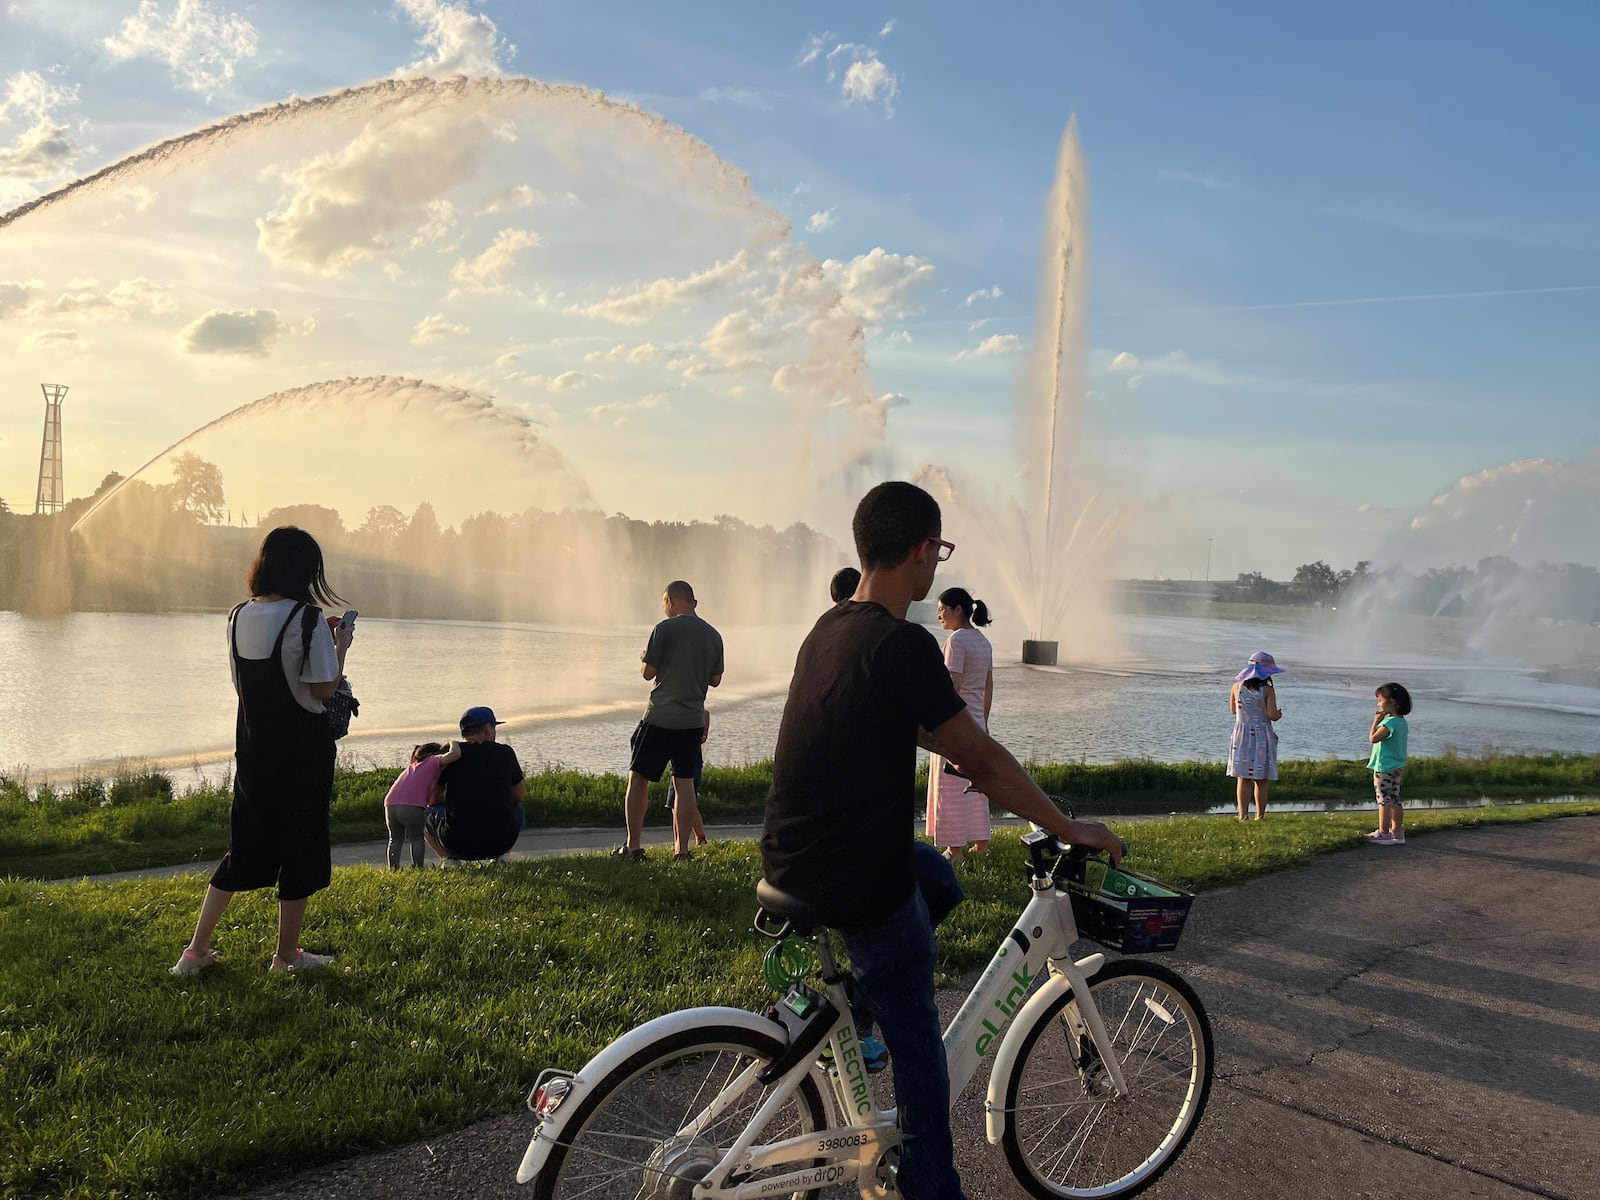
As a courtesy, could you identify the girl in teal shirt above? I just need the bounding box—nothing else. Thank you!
[1365,682,1412,846]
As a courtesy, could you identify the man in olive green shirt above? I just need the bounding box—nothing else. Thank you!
[615,580,724,860]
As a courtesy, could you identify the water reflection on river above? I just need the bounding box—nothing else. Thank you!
[2,610,1596,784]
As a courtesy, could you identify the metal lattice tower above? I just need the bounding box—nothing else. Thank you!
[35,383,68,515]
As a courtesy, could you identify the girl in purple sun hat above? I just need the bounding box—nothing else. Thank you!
[1228,652,1284,819]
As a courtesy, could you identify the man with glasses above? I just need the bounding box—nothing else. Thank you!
[762,481,1122,1198]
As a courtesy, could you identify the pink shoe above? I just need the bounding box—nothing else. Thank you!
[1366,831,1394,845]
[270,948,336,975]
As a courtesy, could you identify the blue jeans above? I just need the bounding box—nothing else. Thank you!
[842,871,969,1200]
[853,843,963,1037]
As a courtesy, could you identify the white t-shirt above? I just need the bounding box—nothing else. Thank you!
[228,598,341,714]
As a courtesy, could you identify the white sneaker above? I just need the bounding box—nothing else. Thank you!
[1387,832,1406,845]
[1367,832,1394,845]
[270,949,335,974]
[169,947,218,977]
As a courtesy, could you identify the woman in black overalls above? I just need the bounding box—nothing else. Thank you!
[171,527,353,976]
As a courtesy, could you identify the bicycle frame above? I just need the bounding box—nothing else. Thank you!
[517,862,1133,1198]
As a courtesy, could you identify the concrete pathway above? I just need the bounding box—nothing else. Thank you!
[235,815,1600,1199]
[82,823,767,883]
[77,815,1068,884]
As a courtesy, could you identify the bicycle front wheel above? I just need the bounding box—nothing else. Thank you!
[533,1022,829,1200]
[1000,958,1213,1199]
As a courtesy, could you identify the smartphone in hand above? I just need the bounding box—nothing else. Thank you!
[338,609,358,631]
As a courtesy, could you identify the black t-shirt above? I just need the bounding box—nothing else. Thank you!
[438,740,524,859]
[761,601,966,930]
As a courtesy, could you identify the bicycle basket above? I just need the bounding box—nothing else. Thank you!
[1066,864,1194,954]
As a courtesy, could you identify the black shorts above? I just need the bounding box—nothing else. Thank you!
[629,720,702,782]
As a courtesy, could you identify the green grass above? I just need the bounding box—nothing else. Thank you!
[5,752,1599,880]
[2,801,1598,1199]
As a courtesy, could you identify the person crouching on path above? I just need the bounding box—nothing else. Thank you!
[616,580,724,861]
[383,740,461,868]
[424,706,526,863]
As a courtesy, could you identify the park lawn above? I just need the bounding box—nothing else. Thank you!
[6,752,1600,879]
[3,802,1599,1199]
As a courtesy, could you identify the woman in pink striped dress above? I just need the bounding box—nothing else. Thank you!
[926,587,995,862]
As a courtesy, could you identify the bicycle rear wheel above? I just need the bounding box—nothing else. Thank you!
[1000,958,1213,1199]
[533,1022,829,1200]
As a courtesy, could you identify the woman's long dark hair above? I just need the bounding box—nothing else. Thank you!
[247,526,343,607]
[938,587,992,627]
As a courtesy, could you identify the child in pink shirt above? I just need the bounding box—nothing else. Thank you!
[384,741,461,868]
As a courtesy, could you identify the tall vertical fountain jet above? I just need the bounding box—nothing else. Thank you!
[34,383,68,515]
[917,119,1118,667]
[1015,120,1117,665]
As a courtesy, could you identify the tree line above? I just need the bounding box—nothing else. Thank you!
[0,455,842,624]
[1224,557,1600,624]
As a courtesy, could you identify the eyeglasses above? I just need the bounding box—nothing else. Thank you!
[923,537,956,562]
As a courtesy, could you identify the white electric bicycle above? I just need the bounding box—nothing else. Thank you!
[517,829,1213,1199]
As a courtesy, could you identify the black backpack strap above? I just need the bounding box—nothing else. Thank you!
[299,603,323,680]
[227,601,248,658]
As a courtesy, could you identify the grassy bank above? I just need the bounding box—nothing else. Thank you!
[4,752,1600,879]
[3,803,1597,1199]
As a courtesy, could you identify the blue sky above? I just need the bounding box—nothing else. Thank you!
[1,0,1597,580]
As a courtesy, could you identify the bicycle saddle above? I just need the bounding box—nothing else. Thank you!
[755,879,826,935]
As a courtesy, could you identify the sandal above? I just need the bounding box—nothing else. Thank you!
[610,844,646,862]
[673,850,694,862]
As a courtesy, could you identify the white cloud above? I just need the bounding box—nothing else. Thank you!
[806,208,837,233]
[0,70,85,182]
[953,332,1022,361]
[797,33,832,66]
[411,313,468,345]
[1158,168,1229,192]
[20,328,82,352]
[103,0,258,94]
[1109,351,1141,372]
[701,311,781,372]
[888,330,913,345]
[698,87,772,110]
[509,369,587,392]
[407,199,458,249]
[826,43,898,113]
[394,0,513,78]
[879,391,909,409]
[587,392,668,426]
[479,184,542,214]
[258,109,498,275]
[880,18,897,36]
[842,57,897,110]
[0,276,175,320]
[820,247,935,324]
[584,342,668,365]
[448,227,541,294]
[59,276,177,318]
[963,285,1003,306]
[568,251,752,325]
[180,307,286,356]
[494,351,522,367]
[799,34,898,113]
[0,279,43,317]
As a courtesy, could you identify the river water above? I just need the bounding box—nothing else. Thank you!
[2,610,1597,785]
